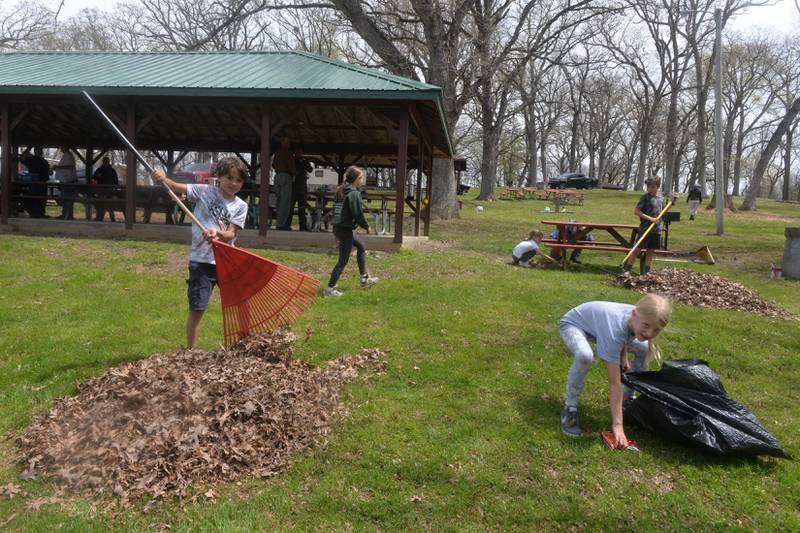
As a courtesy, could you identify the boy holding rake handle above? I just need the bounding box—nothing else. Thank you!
[152,158,249,349]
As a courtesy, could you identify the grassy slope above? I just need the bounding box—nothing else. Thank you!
[1,190,799,531]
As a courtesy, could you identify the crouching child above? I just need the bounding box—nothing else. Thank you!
[558,294,672,448]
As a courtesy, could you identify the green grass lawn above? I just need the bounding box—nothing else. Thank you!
[1,189,799,531]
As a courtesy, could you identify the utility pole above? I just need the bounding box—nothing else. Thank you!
[714,8,724,236]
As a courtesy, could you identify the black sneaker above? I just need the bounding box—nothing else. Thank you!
[570,256,582,264]
[560,407,582,437]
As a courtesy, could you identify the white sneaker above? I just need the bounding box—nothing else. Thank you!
[323,287,343,297]
[360,275,379,288]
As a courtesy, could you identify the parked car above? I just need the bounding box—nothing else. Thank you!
[548,172,598,189]
[171,162,217,185]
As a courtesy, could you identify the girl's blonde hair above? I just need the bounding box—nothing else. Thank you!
[636,293,672,367]
[335,166,365,199]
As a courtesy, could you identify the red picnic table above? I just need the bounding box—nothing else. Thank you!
[540,219,672,269]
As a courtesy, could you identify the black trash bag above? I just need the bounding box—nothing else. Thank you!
[622,359,791,459]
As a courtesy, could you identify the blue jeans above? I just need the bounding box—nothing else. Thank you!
[559,322,648,408]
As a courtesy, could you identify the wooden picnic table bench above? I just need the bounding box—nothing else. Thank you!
[9,181,180,223]
[541,219,671,269]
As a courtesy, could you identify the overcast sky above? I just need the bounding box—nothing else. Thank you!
[57,0,799,36]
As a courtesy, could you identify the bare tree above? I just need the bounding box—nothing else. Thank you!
[740,95,800,210]
[1,0,56,50]
[720,34,776,195]
[32,8,119,50]
[603,22,667,191]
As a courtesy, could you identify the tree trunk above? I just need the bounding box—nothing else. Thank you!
[623,134,640,190]
[526,100,538,186]
[722,103,737,191]
[430,158,459,219]
[733,108,745,196]
[741,96,800,211]
[477,124,501,200]
[635,119,652,191]
[540,131,549,185]
[694,79,709,195]
[568,107,580,171]
[663,89,679,193]
[783,122,795,201]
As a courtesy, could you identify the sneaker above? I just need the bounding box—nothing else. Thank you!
[570,256,582,264]
[619,264,632,278]
[560,407,582,438]
[360,275,379,288]
[323,287,343,297]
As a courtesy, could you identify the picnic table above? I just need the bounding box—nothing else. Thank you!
[9,181,180,223]
[540,219,671,269]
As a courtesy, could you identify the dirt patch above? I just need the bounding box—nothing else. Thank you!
[16,331,385,504]
[615,267,794,319]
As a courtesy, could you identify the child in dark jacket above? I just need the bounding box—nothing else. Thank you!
[324,166,378,297]
[621,176,664,276]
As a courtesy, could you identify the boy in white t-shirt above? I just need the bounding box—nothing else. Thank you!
[152,157,249,349]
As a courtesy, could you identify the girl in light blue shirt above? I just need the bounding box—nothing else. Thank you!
[558,294,672,448]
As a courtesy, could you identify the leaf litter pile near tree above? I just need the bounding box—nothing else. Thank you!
[16,331,385,504]
[616,267,794,319]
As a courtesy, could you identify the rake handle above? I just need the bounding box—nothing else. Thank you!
[622,197,676,265]
[82,91,208,232]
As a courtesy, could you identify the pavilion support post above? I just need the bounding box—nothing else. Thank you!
[424,151,433,236]
[249,151,258,181]
[337,154,345,184]
[125,100,137,230]
[167,151,176,175]
[1,102,10,225]
[414,139,423,236]
[11,145,18,181]
[85,147,94,220]
[258,109,271,236]
[394,107,409,244]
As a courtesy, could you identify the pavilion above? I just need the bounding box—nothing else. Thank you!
[0,51,453,250]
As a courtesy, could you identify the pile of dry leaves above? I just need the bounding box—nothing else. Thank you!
[16,330,385,503]
[616,267,793,319]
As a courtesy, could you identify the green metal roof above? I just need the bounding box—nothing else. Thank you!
[0,51,453,157]
[0,50,441,99]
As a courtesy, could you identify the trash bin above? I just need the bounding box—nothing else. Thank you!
[782,227,800,280]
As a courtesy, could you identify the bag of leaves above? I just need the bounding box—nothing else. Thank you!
[622,359,791,458]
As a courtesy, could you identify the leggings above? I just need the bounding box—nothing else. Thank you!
[328,226,366,288]
[559,323,648,408]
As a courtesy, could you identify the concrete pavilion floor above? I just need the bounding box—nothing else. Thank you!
[0,218,429,253]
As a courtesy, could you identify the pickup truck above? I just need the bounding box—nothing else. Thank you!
[548,172,598,189]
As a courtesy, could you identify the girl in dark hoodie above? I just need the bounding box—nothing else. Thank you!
[324,166,378,297]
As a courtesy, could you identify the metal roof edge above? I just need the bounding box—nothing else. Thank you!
[0,86,443,100]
